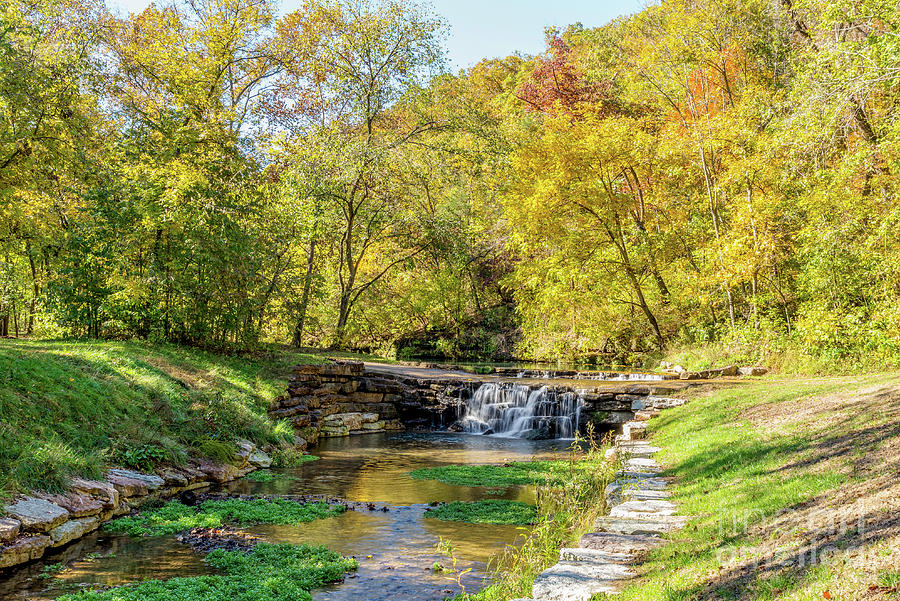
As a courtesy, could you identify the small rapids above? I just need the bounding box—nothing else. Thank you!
[458,383,584,439]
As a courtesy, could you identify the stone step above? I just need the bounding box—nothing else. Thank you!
[607,487,672,506]
[609,499,678,517]
[531,560,635,600]
[616,443,661,458]
[594,515,688,535]
[622,458,661,473]
[621,421,648,441]
[559,547,633,564]
[579,531,665,554]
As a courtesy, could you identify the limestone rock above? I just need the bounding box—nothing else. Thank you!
[48,517,100,548]
[248,448,272,468]
[609,499,678,517]
[739,366,769,376]
[159,469,189,487]
[594,515,688,535]
[720,365,738,376]
[531,560,634,600]
[360,412,380,423]
[70,479,120,509]
[0,518,21,543]
[3,498,69,532]
[105,473,148,497]
[360,421,385,430]
[38,493,103,518]
[108,469,164,491]
[0,535,51,568]
[578,531,664,554]
[192,460,236,483]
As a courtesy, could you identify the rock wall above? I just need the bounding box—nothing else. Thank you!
[0,442,272,571]
[270,361,694,440]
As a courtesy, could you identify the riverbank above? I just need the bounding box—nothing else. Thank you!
[0,339,327,497]
[609,374,900,600]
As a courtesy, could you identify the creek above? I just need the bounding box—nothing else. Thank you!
[0,433,572,601]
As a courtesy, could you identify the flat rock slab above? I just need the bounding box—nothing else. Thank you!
[70,479,120,509]
[617,444,661,458]
[49,517,100,547]
[579,531,665,554]
[39,492,103,518]
[531,560,634,600]
[594,515,688,535]
[559,547,633,564]
[623,458,661,472]
[607,477,671,494]
[610,500,678,517]
[108,469,164,491]
[3,498,69,532]
[608,488,672,504]
[0,535,50,568]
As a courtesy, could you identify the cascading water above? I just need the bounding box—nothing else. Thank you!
[458,383,584,439]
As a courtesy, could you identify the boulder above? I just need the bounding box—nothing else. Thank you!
[70,479,120,509]
[739,366,769,376]
[48,517,100,548]
[192,460,236,483]
[0,535,51,568]
[3,498,69,532]
[38,493,103,518]
[108,469,164,491]
[158,469,189,488]
[0,518,21,543]
[247,448,272,468]
[720,365,739,376]
[360,412,380,424]
[105,474,148,497]
[360,421,385,431]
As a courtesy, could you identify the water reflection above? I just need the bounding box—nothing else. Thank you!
[1,433,567,601]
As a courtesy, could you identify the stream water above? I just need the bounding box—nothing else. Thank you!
[0,433,572,601]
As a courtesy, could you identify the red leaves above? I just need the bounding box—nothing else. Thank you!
[517,36,618,118]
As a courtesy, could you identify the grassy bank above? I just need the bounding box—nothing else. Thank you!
[0,339,327,497]
[606,374,900,601]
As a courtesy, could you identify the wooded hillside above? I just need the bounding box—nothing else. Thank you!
[2,0,898,369]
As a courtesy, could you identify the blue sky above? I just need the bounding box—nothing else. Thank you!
[106,0,647,69]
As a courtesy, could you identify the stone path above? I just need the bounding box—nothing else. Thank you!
[513,397,688,601]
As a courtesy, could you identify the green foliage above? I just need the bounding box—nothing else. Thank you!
[244,469,301,483]
[270,447,320,468]
[105,499,345,537]
[425,500,537,525]
[57,543,358,601]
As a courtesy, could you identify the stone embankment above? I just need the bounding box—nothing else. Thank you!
[268,361,702,441]
[513,397,689,600]
[0,441,273,570]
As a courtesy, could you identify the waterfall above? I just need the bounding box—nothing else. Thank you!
[458,383,584,439]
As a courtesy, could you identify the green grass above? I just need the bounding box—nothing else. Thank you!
[0,339,326,496]
[425,500,537,525]
[409,460,593,488]
[57,542,358,601]
[602,373,900,601]
[105,499,345,536]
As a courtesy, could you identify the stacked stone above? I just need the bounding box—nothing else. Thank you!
[270,362,409,442]
[512,396,689,601]
[0,444,272,570]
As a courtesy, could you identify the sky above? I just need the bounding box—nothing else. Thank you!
[106,0,647,69]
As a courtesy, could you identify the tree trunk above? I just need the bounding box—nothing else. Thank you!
[292,239,317,348]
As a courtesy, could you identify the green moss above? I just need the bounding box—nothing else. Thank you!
[57,542,358,601]
[409,460,589,487]
[105,499,345,536]
[425,500,537,525]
